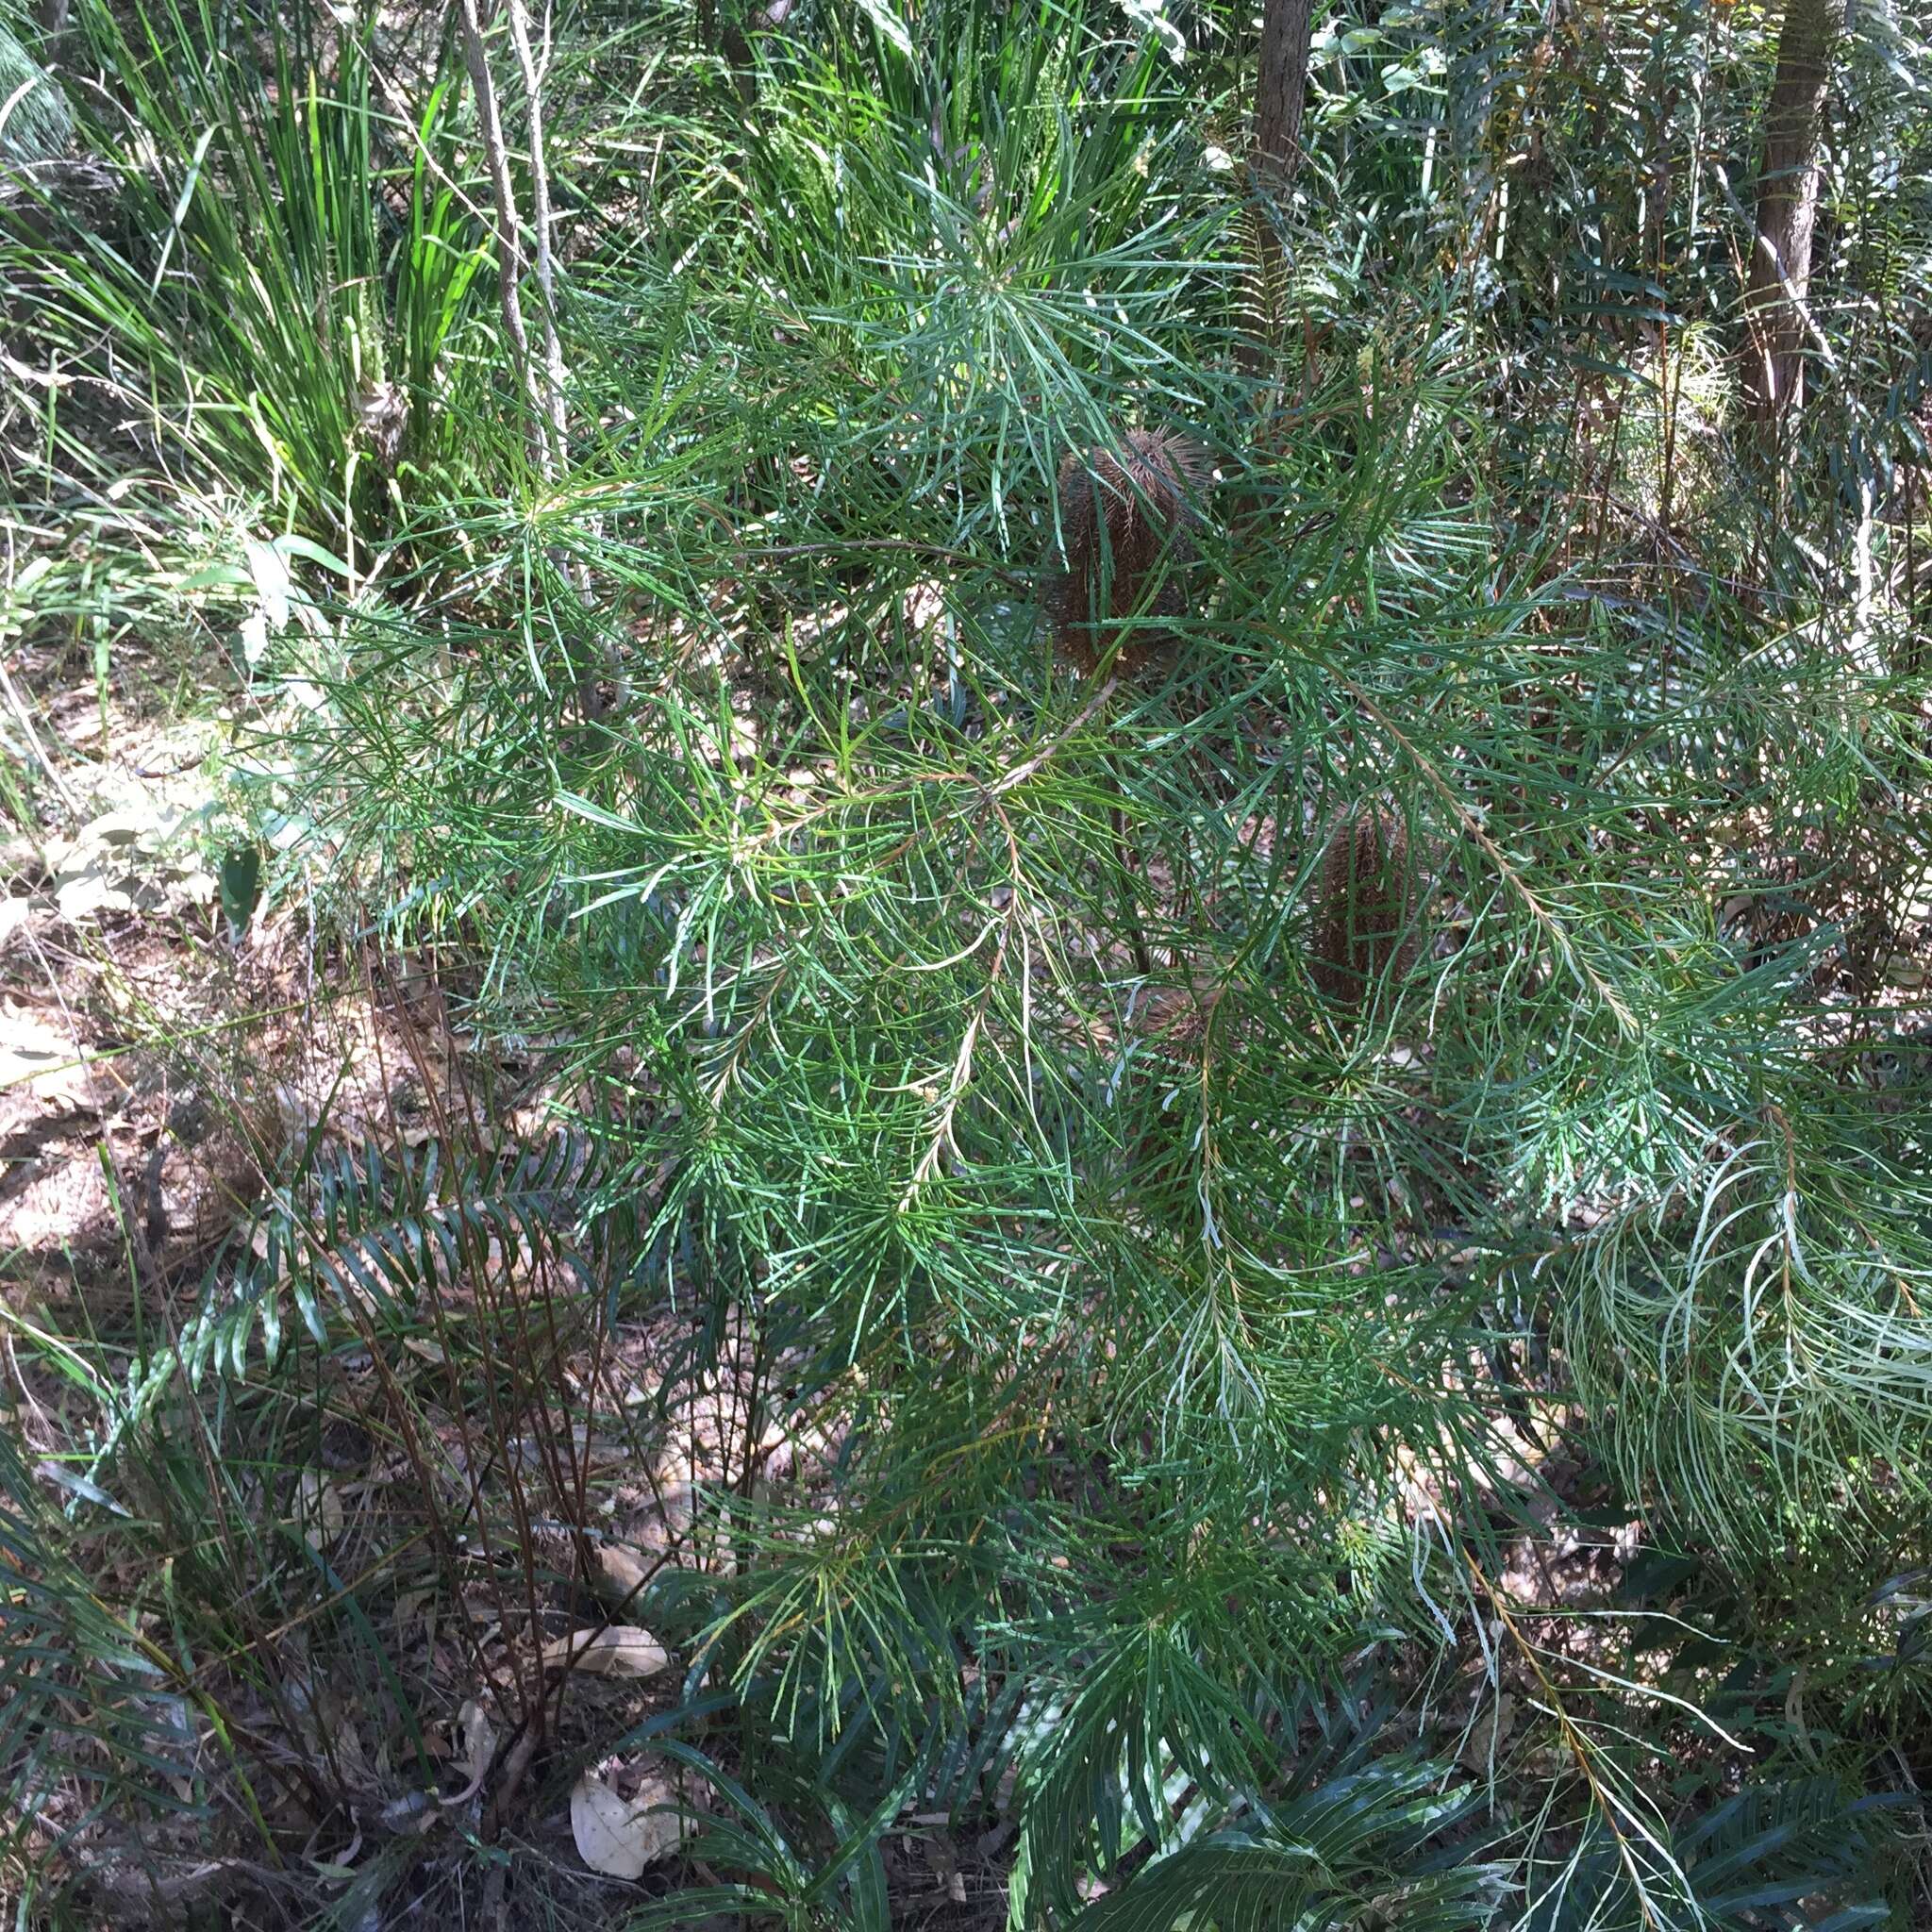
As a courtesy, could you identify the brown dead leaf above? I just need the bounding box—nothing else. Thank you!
[293,1471,344,1551]
[0,1007,95,1110]
[592,1542,650,1606]
[458,1698,496,1786]
[540,1625,672,1678]
[569,1771,684,1878]
[1460,1689,1518,1772]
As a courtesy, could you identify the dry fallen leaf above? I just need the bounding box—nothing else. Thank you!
[392,1587,426,1645]
[458,1698,496,1786]
[592,1541,650,1605]
[1459,1688,1518,1771]
[381,1789,439,1836]
[540,1624,672,1678]
[570,1771,683,1878]
[0,1008,95,1109]
[293,1471,344,1550]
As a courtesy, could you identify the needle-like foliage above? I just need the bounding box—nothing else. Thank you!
[3,0,1931,1922]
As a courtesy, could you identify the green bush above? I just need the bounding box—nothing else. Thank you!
[3,0,1930,1924]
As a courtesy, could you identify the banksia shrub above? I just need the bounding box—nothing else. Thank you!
[1311,803,1418,1008]
[1050,427,1205,674]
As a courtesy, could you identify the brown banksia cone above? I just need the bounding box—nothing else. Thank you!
[1311,804,1419,1009]
[1050,427,1207,675]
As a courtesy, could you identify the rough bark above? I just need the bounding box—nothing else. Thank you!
[1741,0,1845,421]
[1243,0,1314,378]
[1253,0,1315,192]
[34,0,69,66]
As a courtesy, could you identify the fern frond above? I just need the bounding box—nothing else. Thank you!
[79,1129,618,1495]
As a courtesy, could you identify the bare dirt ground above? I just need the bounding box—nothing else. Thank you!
[3,689,417,1285]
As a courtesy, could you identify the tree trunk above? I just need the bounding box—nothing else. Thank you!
[1254,0,1314,192]
[1243,0,1314,380]
[455,0,547,473]
[35,0,69,65]
[1741,0,1844,421]
[502,0,569,471]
